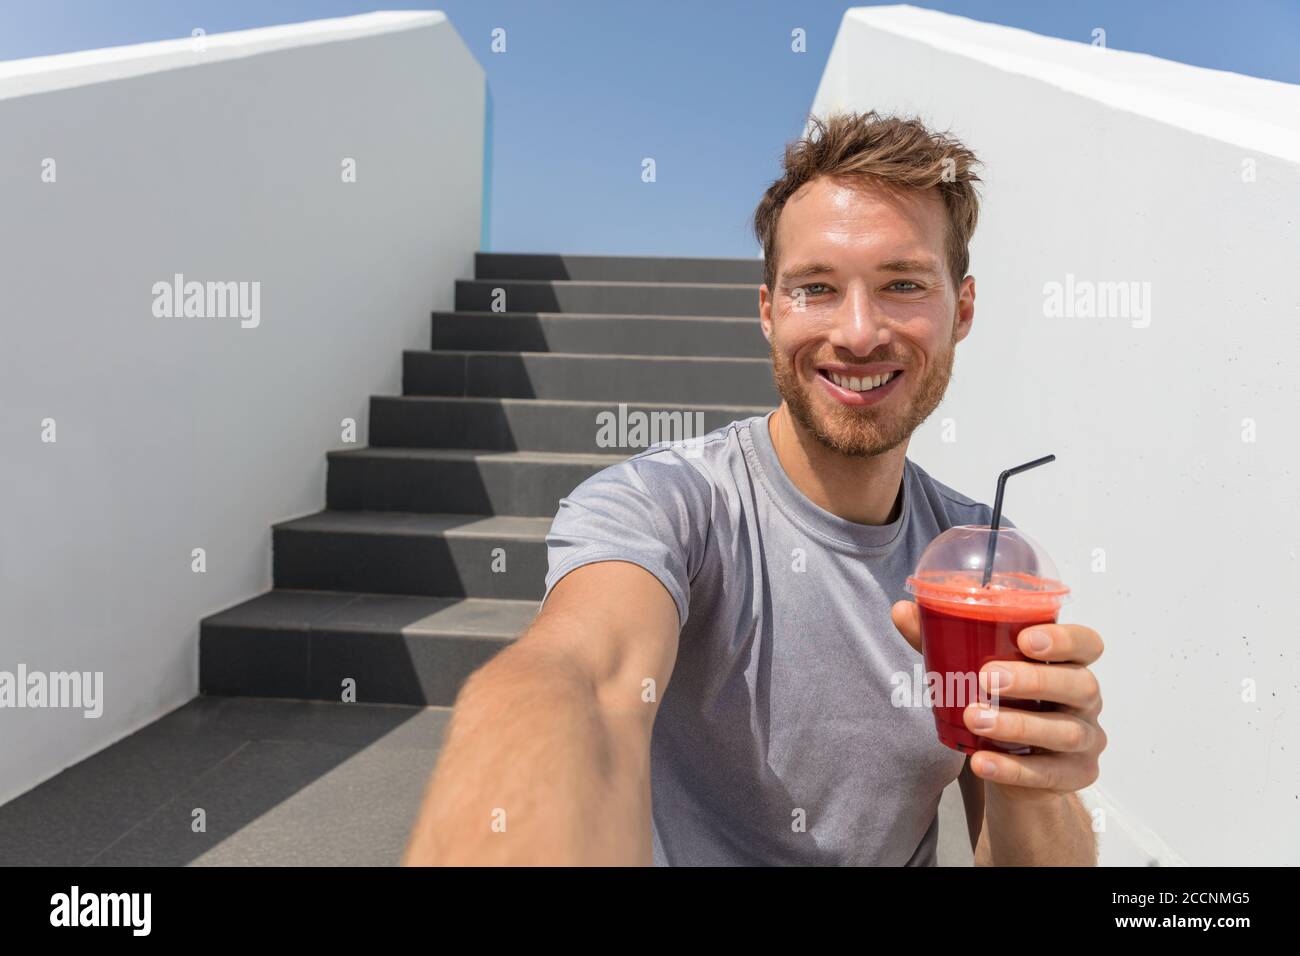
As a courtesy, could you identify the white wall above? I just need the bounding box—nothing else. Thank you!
[812,5,1300,865]
[0,13,485,804]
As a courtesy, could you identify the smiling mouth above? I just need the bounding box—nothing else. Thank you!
[817,368,903,392]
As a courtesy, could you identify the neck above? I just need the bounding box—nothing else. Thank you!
[767,403,908,525]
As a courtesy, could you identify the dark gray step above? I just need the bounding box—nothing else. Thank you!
[430,311,767,357]
[200,589,536,706]
[273,510,550,600]
[474,252,763,284]
[370,396,765,453]
[326,446,624,517]
[454,278,756,317]
[403,350,778,405]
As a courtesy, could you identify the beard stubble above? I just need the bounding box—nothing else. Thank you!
[769,330,957,459]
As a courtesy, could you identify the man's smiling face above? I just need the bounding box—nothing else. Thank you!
[759,174,975,458]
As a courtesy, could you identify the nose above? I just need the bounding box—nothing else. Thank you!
[826,283,887,359]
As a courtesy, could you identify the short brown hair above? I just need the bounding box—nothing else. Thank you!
[752,110,982,293]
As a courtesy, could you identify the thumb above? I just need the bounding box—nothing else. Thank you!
[890,599,922,654]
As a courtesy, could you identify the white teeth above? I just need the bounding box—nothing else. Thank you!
[829,370,896,391]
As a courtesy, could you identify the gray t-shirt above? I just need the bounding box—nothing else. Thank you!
[542,411,1004,866]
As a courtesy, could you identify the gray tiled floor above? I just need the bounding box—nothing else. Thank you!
[0,696,450,866]
[0,695,973,866]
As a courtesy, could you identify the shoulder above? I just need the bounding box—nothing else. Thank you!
[906,457,1006,529]
[544,417,761,627]
[563,415,756,511]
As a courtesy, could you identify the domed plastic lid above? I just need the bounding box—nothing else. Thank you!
[905,525,1070,615]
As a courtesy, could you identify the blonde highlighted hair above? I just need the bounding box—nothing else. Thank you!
[752,111,983,292]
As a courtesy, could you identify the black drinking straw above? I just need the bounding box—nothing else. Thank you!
[981,454,1056,588]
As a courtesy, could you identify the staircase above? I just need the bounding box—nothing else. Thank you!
[199,253,776,706]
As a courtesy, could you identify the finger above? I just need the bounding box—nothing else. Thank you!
[964,702,1099,753]
[978,661,1101,710]
[968,748,1098,791]
[890,600,922,654]
[1017,622,1104,665]
[1073,690,1104,722]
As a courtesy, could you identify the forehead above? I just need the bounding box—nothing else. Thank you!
[775,175,947,265]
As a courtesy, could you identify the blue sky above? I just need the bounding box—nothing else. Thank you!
[4,1,1297,258]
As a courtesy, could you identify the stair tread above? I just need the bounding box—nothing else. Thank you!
[275,510,552,538]
[434,309,759,322]
[203,588,539,638]
[374,394,770,413]
[411,348,770,364]
[328,445,627,464]
[457,278,758,289]
[473,252,764,284]
[477,251,761,263]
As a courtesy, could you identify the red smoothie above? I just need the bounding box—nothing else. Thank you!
[909,570,1067,755]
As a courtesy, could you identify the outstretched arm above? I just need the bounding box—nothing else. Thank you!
[402,560,680,866]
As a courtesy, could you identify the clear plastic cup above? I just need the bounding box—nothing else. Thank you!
[904,525,1071,755]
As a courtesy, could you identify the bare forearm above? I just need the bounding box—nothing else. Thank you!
[402,644,652,866]
[978,790,1097,866]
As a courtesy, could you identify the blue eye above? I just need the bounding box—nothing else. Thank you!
[890,280,920,291]
[799,283,830,295]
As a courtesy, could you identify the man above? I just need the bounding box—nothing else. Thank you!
[403,111,1106,866]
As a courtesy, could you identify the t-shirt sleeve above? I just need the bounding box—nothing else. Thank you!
[542,452,710,630]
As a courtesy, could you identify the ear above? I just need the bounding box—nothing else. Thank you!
[759,284,774,343]
[953,275,975,344]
